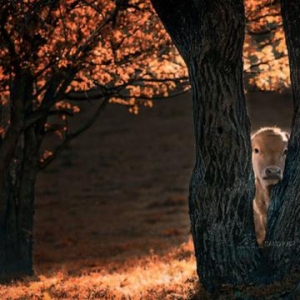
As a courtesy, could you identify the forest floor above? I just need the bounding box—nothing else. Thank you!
[0,91,294,299]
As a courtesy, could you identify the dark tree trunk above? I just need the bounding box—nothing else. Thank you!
[0,71,41,282]
[0,131,39,281]
[150,0,264,292]
[267,0,300,278]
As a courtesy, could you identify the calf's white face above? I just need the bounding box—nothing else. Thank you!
[251,128,289,188]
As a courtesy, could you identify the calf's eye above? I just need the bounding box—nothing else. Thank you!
[283,149,288,156]
[254,148,259,154]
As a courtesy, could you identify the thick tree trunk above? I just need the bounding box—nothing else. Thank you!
[0,127,39,282]
[150,0,264,292]
[267,0,300,278]
[0,71,41,282]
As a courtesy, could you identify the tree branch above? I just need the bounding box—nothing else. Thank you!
[25,108,75,129]
[64,75,189,101]
[39,96,109,170]
[65,89,108,101]
[247,25,282,36]
[119,88,190,101]
[247,12,281,23]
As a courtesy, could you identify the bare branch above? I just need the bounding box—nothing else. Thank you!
[39,96,109,170]
[65,89,108,101]
[25,108,75,129]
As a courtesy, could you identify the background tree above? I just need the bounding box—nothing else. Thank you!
[244,0,289,91]
[0,0,188,281]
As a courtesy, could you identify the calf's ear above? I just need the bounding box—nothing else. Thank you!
[284,132,290,141]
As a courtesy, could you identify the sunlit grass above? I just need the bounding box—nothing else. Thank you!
[0,240,198,299]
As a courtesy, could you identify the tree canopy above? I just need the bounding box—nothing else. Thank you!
[0,0,189,168]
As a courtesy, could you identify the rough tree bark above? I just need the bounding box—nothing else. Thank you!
[150,0,265,292]
[267,0,300,278]
[0,71,42,281]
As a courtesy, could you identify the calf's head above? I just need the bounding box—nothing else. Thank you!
[251,127,289,188]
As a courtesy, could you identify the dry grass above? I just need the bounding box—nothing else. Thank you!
[0,241,199,300]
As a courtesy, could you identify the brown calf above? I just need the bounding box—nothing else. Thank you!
[251,127,289,246]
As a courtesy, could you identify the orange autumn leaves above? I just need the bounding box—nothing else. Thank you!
[244,0,289,90]
[0,0,289,118]
[0,0,190,159]
[0,0,187,116]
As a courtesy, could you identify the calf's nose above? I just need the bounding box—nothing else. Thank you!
[265,166,281,176]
